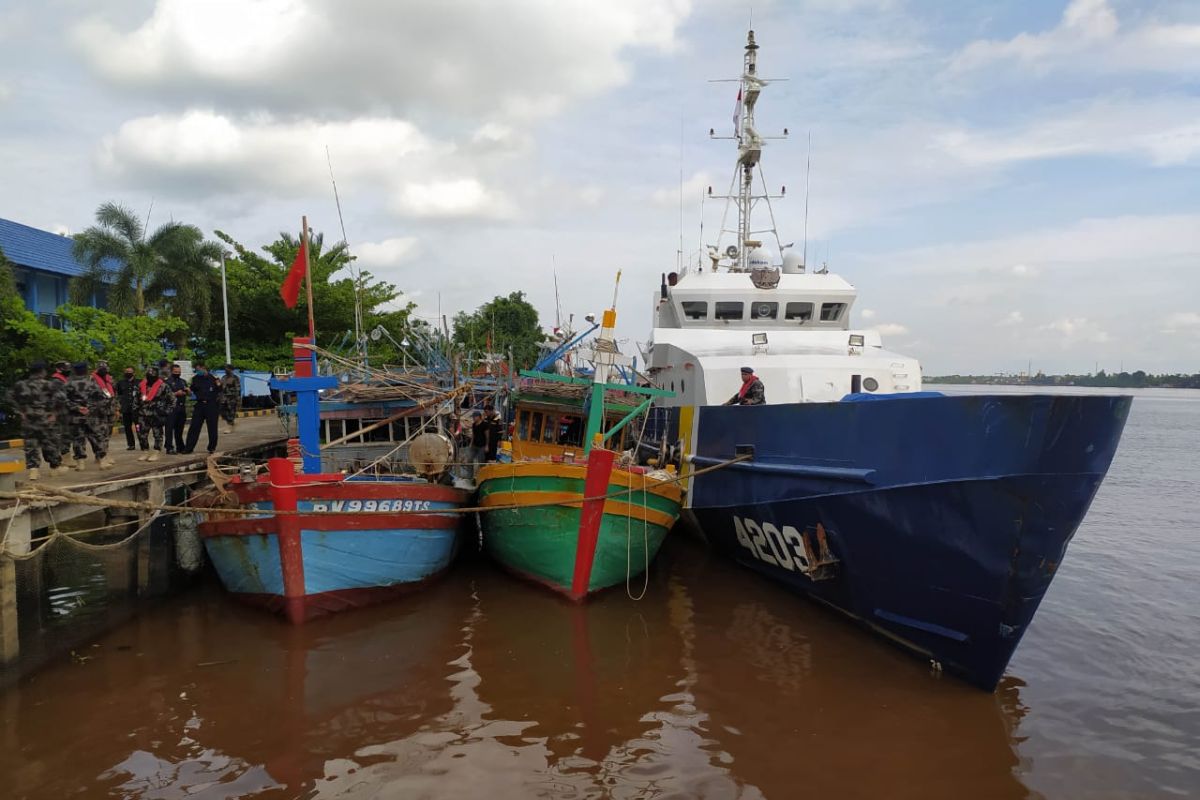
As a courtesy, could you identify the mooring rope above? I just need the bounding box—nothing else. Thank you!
[0,454,747,523]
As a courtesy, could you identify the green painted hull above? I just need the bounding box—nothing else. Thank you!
[477,472,679,597]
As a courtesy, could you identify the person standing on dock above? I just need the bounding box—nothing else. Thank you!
[66,361,114,471]
[219,364,241,434]
[50,360,74,467]
[91,361,117,467]
[165,363,189,455]
[135,365,171,461]
[182,361,220,455]
[8,362,67,480]
[115,367,140,451]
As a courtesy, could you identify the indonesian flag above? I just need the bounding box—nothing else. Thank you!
[733,86,743,136]
[279,235,308,309]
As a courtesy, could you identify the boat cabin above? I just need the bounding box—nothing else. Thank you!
[510,381,643,461]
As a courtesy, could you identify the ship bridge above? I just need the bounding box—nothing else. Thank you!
[653,271,857,330]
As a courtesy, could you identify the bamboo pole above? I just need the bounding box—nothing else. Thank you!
[302,215,315,340]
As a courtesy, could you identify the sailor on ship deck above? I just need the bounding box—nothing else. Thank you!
[725,366,765,406]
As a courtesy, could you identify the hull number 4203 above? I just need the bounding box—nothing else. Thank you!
[733,515,817,574]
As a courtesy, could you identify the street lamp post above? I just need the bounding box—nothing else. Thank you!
[220,252,232,366]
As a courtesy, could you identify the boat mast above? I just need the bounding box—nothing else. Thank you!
[736,30,760,271]
[708,30,785,272]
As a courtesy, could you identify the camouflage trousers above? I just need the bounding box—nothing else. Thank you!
[21,420,62,469]
[71,417,108,461]
[137,411,166,451]
[219,398,239,425]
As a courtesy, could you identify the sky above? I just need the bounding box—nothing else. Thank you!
[1,0,1198,375]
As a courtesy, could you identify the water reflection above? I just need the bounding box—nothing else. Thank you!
[673,541,1033,799]
[2,542,1035,799]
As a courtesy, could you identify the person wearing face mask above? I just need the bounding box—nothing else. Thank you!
[181,361,221,455]
[90,361,117,467]
[134,366,172,461]
[65,361,113,470]
[115,367,141,450]
[164,363,189,455]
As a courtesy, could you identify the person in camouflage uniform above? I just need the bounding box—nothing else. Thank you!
[8,362,67,480]
[65,361,114,470]
[50,359,74,467]
[219,364,241,434]
[134,365,172,461]
[92,361,117,468]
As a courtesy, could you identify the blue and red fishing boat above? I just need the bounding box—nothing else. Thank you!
[200,247,471,621]
[200,459,468,623]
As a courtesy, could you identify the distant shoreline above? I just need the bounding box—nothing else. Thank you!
[928,374,1200,390]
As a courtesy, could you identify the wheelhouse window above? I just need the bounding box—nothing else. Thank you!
[820,302,847,322]
[517,410,531,440]
[542,414,558,444]
[681,301,708,320]
[715,301,744,320]
[529,412,543,443]
[751,302,778,320]
[785,302,814,321]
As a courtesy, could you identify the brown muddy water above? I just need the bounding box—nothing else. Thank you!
[2,388,1197,799]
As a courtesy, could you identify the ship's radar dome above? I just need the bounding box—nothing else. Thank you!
[781,249,805,274]
[747,246,775,270]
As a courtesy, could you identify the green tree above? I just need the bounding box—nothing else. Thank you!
[452,291,542,370]
[70,202,222,334]
[209,229,417,369]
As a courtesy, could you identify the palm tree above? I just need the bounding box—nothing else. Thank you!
[70,202,221,328]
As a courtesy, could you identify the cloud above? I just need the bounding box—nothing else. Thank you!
[875,322,908,337]
[355,237,419,269]
[97,111,434,195]
[902,212,1200,276]
[391,179,513,220]
[1039,317,1110,345]
[72,0,692,119]
[652,171,711,206]
[998,311,1024,327]
[860,308,876,319]
[950,0,1200,75]
[1162,312,1200,334]
[935,96,1200,168]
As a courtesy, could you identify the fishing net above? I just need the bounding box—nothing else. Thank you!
[0,488,207,680]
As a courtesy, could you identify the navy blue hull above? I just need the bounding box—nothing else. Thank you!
[664,393,1131,690]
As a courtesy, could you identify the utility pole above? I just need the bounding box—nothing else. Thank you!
[220,252,232,365]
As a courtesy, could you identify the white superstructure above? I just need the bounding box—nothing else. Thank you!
[645,29,921,406]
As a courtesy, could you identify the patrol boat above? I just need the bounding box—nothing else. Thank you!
[642,30,1131,689]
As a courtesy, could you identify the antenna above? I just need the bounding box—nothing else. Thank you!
[679,114,685,274]
[327,145,363,360]
[553,256,562,333]
[142,198,154,241]
[803,131,811,270]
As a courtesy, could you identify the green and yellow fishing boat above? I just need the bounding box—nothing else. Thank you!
[476,305,682,601]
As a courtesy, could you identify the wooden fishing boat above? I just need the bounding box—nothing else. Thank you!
[200,333,470,623]
[476,304,682,600]
[201,458,469,623]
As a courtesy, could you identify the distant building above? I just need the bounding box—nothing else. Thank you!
[0,217,111,329]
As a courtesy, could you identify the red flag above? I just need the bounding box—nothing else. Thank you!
[279,236,307,309]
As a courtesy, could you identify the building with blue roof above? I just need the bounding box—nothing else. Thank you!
[0,217,111,328]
